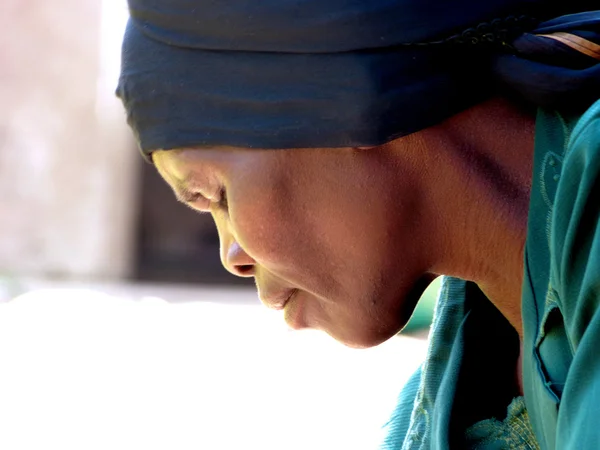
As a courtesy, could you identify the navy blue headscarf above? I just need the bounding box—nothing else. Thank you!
[117,1,600,156]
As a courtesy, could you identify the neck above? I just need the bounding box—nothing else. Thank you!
[407,98,536,336]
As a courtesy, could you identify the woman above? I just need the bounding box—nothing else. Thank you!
[117,1,600,448]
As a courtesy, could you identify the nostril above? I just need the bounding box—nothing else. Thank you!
[235,264,255,277]
[226,241,256,277]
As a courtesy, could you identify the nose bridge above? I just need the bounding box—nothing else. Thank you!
[214,217,233,269]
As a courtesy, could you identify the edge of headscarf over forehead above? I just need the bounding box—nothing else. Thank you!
[125,0,542,52]
[117,1,600,158]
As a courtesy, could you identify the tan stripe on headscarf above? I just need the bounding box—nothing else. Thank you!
[536,32,600,61]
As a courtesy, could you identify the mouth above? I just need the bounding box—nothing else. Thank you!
[281,289,297,310]
[260,288,297,311]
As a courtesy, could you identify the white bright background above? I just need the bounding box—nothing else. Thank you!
[0,283,427,450]
[0,4,427,449]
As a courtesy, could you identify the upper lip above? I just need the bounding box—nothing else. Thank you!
[260,289,297,311]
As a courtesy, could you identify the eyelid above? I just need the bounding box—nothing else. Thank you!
[176,185,227,212]
[175,186,203,204]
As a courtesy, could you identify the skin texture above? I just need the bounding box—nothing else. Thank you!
[153,97,535,350]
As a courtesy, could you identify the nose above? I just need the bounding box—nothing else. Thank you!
[223,239,256,278]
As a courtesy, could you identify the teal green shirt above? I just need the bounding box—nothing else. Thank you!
[381,99,600,449]
[381,277,538,450]
[522,101,600,450]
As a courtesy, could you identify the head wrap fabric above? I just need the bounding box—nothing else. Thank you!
[494,11,600,108]
[116,1,600,156]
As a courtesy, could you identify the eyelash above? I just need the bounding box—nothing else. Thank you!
[181,187,228,212]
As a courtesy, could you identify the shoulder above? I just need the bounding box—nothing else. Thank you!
[570,100,600,149]
[544,101,600,449]
[551,99,600,341]
[551,100,600,265]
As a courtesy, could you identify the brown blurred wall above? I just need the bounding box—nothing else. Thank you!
[0,1,138,279]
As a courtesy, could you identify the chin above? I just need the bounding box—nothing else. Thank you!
[324,287,429,349]
[324,325,401,349]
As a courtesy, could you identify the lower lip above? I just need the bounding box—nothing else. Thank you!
[283,291,307,330]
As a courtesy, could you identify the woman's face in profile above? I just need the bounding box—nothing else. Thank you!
[153,144,433,348]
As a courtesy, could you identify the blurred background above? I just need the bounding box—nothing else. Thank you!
[0,2,436,449]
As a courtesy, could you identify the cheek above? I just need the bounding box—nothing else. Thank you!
[226,175,346,284]
[227,184,302,267]
[225,156,426,301]
[228,177,397,282]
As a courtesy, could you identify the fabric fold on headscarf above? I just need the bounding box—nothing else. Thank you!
[116,1,600,156]
[494,11,600,109]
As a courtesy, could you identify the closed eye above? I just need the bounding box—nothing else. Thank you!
[175,187,211,212]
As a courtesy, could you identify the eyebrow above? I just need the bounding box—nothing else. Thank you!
[154,154,211,209]
[157,163,196,204]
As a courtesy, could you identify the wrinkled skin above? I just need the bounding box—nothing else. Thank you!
[154,142,435,348]
[153,97,535,348]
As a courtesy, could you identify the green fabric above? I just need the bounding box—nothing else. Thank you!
[381,100,600,449]
[380,277,532,450]
[464,397,539,450]
[522,100,600,450]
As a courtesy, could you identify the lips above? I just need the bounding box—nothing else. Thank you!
[259,288,297,311]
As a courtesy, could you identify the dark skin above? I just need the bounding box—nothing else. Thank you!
[153,97,534,391]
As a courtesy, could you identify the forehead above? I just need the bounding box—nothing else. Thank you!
[154,146,225,174]
[154,146,343,186]
[153,150,188,185]
[154,146,254,187]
